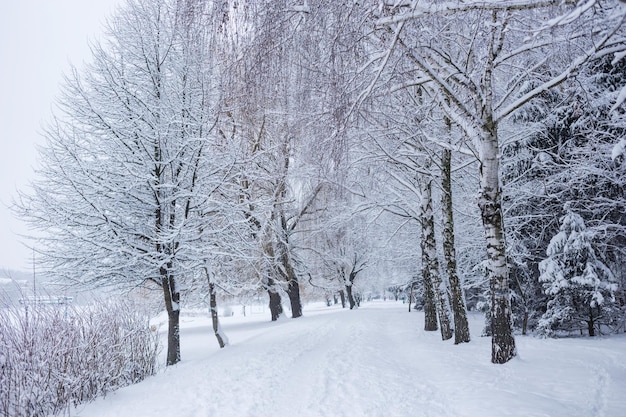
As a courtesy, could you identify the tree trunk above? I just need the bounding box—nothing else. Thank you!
[421,169,453,340]
[588,307,595,336]
[161,267,180,366]
[441,148,471,344]
[422,248,438,331]
[204,262,228,348]
[346,285,356,309]
[267,278,283,321]
[278,234,302,318]
[287,277,303,318]
[478,126,516,364]
[282,258,302,318]
[209,282,228,348]
[207,270,228,350]
[339,290,346,308]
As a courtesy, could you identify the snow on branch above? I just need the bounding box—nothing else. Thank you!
[387,78,432,94]
[377,0,574,26]
[611,85,626,113]
[496,12,626,122]
[349,10,412,117]
[542,0,595,27]
[611,138,626,162]
[287,5,310,13]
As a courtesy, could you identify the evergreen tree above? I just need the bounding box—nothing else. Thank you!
[503,55,626,334]
[538,208,619,337]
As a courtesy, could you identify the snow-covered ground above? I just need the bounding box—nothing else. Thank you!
[72,301,626,417]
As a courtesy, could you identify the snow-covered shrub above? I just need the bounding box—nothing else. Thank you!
[0,297,159,417]
[537,209,620,337]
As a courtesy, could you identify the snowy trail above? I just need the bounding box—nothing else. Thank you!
[73,302,626,417]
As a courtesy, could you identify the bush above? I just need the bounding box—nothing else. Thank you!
[0,296,159,417]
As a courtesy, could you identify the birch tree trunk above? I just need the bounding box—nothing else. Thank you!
[421,225,438,331]
[441,148,471,344]
[420,169,453,340]
[479,124,516,363]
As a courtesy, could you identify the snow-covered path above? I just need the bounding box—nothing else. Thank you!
[74,302,626,417]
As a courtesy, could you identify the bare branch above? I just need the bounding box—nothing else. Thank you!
[377,0,574,26]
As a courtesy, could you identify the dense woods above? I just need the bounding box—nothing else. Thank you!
[14,0,626,368]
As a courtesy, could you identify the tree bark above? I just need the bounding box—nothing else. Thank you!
[267,277,283,321]
[277,212,303,318]
[346,284,356,309]
[204,263,228,349]
[422,245,438,331]
[161,267,180,366]
[441,148,471,344]
[286,277,303,318]
[588,307,595,337]
[339,290,346,308]
[262,240,284,321]
[209,282,228,348]
[478,125,516,364]
[280,249,302,318]
[421,169,453,340]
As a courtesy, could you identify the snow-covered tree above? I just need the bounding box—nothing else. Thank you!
[419,159,453,340]
[374,0,625,363]
[441,145,471,344]
[538,208,619,337]
[503,53,626,334]
[17,0,231,365]
[216,0,327,320]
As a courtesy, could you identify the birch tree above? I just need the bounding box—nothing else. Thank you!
[441,145,471,344]
[419,160,453,340]
[375,0,625,363]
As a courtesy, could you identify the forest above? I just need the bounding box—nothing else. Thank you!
[13,0,626,372]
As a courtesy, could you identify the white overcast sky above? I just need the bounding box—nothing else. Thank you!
[0,0,122,271]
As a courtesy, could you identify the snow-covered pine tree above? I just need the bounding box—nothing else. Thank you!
[538,207,619,337]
